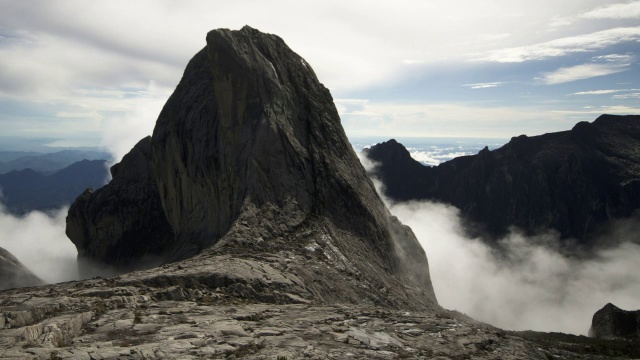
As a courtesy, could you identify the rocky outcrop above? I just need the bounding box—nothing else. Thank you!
[0,247,44,290]
[590,303,640,339]
[66,137,174,276]
[66,26,436,309]
[0,277,636,359]
[365,115,640,243]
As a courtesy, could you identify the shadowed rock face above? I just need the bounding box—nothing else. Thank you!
[365,115,640,244]
[66,26,436,309]
[0,247,44,290]
[590,303,640,339]
[66,137,174,275]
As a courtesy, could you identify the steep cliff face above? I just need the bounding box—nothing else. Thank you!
[66,26,436,309]
[365,115,640,243]
[66,137,174,275]
[590,303,640,339]
[0,247,44,290]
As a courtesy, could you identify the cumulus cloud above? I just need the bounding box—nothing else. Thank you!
[0,204,79,284]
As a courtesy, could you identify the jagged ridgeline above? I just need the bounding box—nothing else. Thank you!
[364,115,640,245]
[66,26,437,309]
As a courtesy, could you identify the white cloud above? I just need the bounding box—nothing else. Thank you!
[581,1,640,19]
[401,59,426,65]
[98,82,170,163]
[462,82,507,89]
[0,205,79,284]
[613,92,640,99]
[542,63,630,85]
[0,0,638,144]
[573,89,622,95]
[340,100,574,138]
[357,171,640,334]
[572,88,640,95]
[477,27,640,63]
[551,105,640,115]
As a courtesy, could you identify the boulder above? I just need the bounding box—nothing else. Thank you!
[0,247,44,290]
[590,303,640,339]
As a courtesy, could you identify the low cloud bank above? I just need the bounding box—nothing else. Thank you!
[390,200,640,335]
[359,153,640,335]
[0,203,80,284]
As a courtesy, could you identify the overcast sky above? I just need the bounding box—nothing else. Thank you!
[1,0,639,156]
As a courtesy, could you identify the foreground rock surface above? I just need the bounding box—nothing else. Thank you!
[2,277,637,359]
[590,303,640,339]
[365,115,640,244]
[0,247,44,290]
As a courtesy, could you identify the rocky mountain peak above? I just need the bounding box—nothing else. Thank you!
[66,26,437,309]
[590,303,640,339]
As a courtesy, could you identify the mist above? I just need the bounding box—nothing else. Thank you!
[358,153,640,335]
[99,81,168,165]
[0,203,80,284]
[390,200,640,335]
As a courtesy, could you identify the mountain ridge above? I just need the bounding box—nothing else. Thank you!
[364,114,640,244]
[0,159,109,214]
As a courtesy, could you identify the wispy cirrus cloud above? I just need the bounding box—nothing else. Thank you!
[476,27,640,63]
[541,53,634,85]
[613,92,640,99]
[572,88,640,95]
[573,89,622,95]
[541,63,629,85]
[551,105,640,115]
[462,82,508,89]
[581,1,640,19]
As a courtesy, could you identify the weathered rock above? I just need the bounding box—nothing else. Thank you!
[365,115,640,244]
[1,279,635,359]
[66,137,174,275]
[66,26,436,309]
[0,247,44,290]
[590,303,640,339]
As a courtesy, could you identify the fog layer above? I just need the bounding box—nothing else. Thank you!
[358,153,640,334]
[390,200,640,334]
[0,202,79,284]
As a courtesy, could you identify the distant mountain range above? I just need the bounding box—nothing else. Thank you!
[0,150,112,174]
[364,114,640,246]
[0,159,110,214]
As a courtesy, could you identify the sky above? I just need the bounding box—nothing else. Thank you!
[0,0,639,159]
